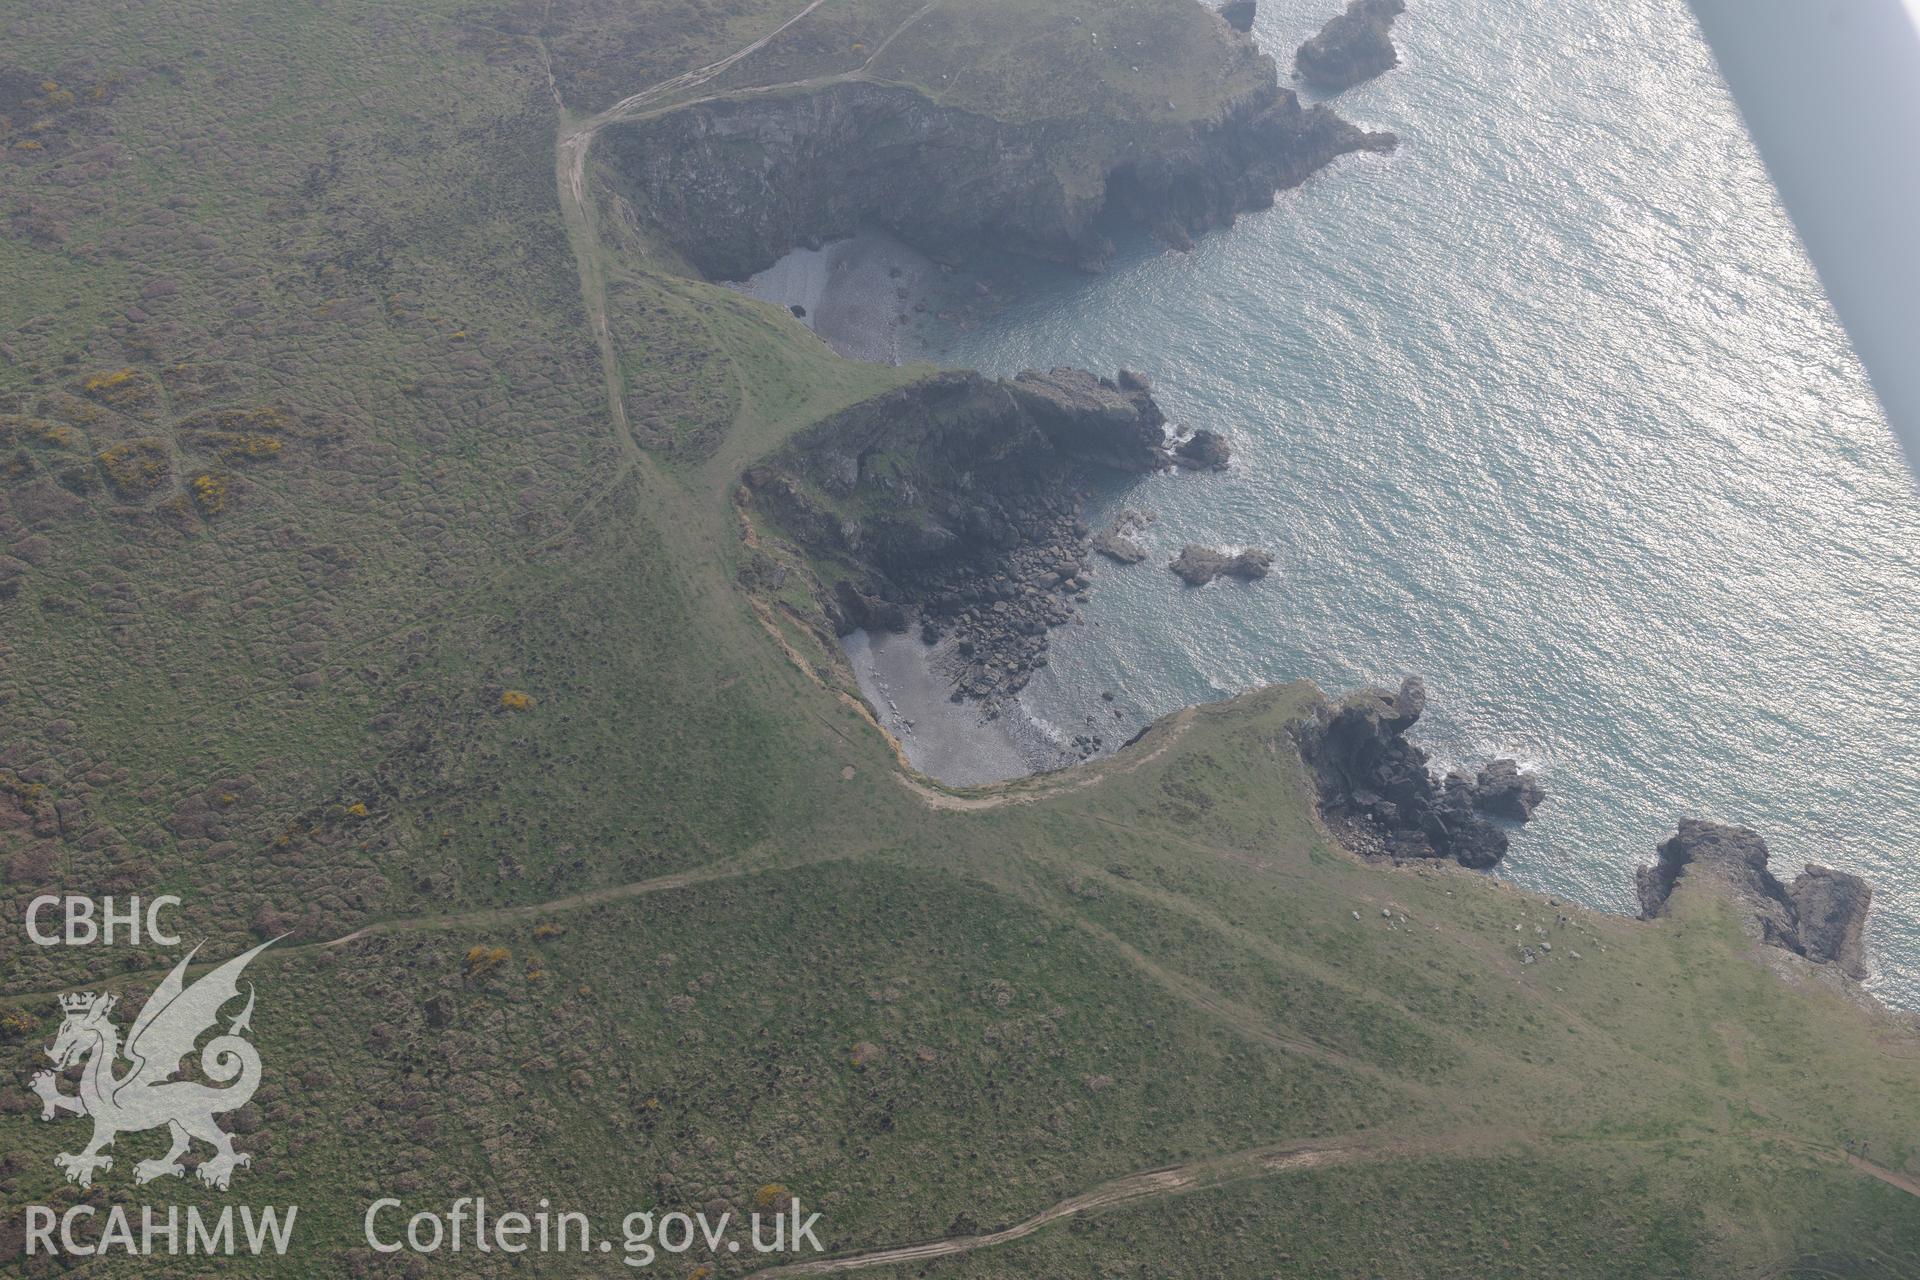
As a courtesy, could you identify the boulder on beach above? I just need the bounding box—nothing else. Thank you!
[1093,509,1154,564]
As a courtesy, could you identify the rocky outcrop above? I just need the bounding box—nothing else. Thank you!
[1220,1,1259,35]
[1295,677,1545,869]
[1637,820,1873,979]
[1470,758,1546,820]
[1169,544,1272,584]
[1295,0,1406,93]
[1005,368,1169,472]
[742,369,1176,702]
[831,580,910,635]
[1093,509,1154,564]
[1790,866,1874,975]
[1173,429,1232,470]
[1636,821,1790,936]
[606,75,1395,280]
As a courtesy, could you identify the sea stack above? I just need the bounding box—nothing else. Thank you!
[1295,0,1407,93]
[1093,510,1154,564]
[1470,759,1547,820]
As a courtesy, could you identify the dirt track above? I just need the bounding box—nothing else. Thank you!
[743,1130,1503,1276]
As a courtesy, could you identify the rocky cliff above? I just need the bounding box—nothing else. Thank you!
[606,75,1394,279]
[1295,0,1407,93]
[1294,677,1546,869]
[742,368,1175,701]
[1637,820,1873,979]
[1219,1,1259,35]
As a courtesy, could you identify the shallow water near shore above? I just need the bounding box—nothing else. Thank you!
[760,0,1920,1005]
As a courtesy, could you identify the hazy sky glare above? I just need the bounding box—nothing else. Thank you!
[1692,0,1920,474]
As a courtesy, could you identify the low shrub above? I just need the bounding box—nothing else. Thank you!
[94,437,170,498]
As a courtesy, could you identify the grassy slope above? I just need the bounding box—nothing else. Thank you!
[555,0,1269,125]
[2,1,1916,1276]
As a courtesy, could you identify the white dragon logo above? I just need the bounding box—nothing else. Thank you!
[29,938,278,1190]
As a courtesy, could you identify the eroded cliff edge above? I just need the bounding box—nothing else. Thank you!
[1638,819,1874,980]
[741,368,1175,704]
[604,75,1394,279]
[1294,676,1546,870]
[1293,696,1879,977]
[681,8,1396,714]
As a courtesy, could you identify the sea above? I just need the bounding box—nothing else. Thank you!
[748,0,1920,1007]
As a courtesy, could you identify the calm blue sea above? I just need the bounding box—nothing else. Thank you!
[900,0,1920,1005]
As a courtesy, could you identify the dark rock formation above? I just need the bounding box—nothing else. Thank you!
[1173,429,1232,470]
[1295,0,1406,93]
[1006,368,1169,472]
[1220,0,1259,35]
[1295,677,1544,870]
[1637,821,1797,943]
[1790,866,1874,976]
[1470,758,1546,820]
[606,75,1395,280]
[830,580,910,635]
[743,370,1177,702]
[1637,820,1872,979]
[1169,544,1273,585]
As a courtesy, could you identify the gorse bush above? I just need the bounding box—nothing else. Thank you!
[80,367,158,412]
[94,437,170,497]
[465,945,511,979]
[190,471,228,515]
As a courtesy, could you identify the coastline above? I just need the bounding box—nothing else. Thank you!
[741,244,1181,790]
[713,9,1906,1004]
[843,628,1073,787]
